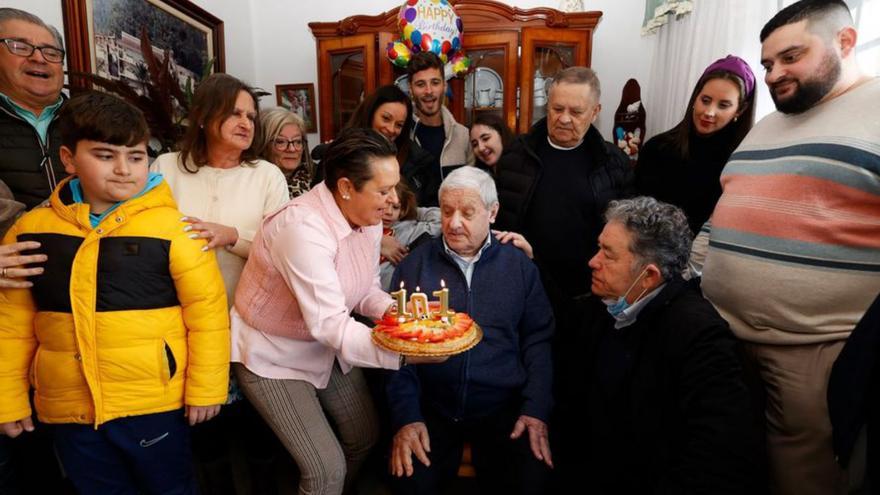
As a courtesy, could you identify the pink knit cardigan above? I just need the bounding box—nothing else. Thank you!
[234,182,390,339]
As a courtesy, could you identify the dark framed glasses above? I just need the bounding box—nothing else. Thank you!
[273,137,304,151]
[0,38,65,63]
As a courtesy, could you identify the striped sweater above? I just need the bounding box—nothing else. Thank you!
[697,77,880,345]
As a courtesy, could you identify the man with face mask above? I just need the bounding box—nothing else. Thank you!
[580,197,764,494]
[690,1,880,494]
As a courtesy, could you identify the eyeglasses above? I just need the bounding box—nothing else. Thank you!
[0,38,65,64]
[273,137,304,151]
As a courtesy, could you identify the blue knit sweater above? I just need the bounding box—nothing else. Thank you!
[387,237,555,431]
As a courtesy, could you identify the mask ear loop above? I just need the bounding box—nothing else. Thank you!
[619,267,649,302]
[629,284,651,305]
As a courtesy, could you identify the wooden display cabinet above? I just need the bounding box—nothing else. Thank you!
[309,0,602,140]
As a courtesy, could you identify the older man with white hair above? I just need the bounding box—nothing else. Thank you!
[493,66,633,486]
[386,166,555,495]
[0,7,67,289]
[0,8,70,493]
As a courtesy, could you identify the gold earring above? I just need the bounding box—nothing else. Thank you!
[343,194,351,200]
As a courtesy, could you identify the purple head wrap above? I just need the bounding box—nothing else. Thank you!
[701,55,756,98]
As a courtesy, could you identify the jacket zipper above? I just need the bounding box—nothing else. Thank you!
[0,103,60,192]
[440,251,474,420]
[410,110,454,168]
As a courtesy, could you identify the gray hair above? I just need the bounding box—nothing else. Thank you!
[439,166,498,209]
[604,196,693,281]
[547,66,601,102]
[0,8,64,49]
[257,107,314,176]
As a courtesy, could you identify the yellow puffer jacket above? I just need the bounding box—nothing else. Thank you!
[0,177,229,426]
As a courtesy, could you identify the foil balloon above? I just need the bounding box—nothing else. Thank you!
[396,0,463,63]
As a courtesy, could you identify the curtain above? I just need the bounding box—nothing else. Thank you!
[644,0,779,140]
[642,0,694,36]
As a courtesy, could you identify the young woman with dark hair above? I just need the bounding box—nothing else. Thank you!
[635,55,757,234]
[470,113,515,173]
[313,85,441,208]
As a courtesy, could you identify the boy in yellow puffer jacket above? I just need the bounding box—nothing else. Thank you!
[0,92,230,494]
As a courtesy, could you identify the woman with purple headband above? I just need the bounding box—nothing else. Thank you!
[635,55,756,234]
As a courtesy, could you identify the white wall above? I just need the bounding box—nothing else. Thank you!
[188,0,255,85]
[10,0,653,141]
[7,2,64,37]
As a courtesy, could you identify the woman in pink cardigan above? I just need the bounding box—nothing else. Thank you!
[231,128,442,495]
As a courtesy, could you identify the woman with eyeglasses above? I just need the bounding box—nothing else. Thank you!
[151,73,289,493]
[258,107,315,198]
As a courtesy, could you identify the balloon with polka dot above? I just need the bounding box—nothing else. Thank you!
[386,0,471,78]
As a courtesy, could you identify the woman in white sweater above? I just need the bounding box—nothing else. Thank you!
[151,74,288,307]
[150,73,288,494]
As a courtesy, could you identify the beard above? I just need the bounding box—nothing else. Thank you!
[415,93,444,117]
[770,49,841,114]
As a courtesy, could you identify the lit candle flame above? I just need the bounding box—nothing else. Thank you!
[433,280,453,317]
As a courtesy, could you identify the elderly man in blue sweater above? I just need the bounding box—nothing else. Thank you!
[386,166,555,495]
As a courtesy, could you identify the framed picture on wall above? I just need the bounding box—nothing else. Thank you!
[276,83,318,134]
[62,0,225,92]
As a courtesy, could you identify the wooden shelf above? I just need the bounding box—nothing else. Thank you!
[309,0,602,138]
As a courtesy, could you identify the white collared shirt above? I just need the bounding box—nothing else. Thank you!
[442,234,492,287]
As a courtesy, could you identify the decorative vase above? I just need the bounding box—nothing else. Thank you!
[476,88,493,107]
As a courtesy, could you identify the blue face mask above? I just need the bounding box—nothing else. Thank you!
[602,268,649,319]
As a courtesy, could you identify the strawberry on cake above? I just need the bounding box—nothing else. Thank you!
[372,302,482,356]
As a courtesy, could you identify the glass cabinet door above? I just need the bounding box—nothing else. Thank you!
[332,52,365,131]
[316,34,376,140]
[456,31,518,131]
[519,27,590,133]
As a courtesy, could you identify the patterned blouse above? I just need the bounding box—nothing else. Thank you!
[286,166,312,199]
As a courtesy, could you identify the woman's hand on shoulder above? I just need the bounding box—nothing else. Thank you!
[182,216,239,251]
[492,230,533,259]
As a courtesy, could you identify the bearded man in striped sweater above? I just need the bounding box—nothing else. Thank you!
[690,2,880,495]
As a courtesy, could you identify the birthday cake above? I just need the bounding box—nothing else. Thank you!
[373,301,482,357]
